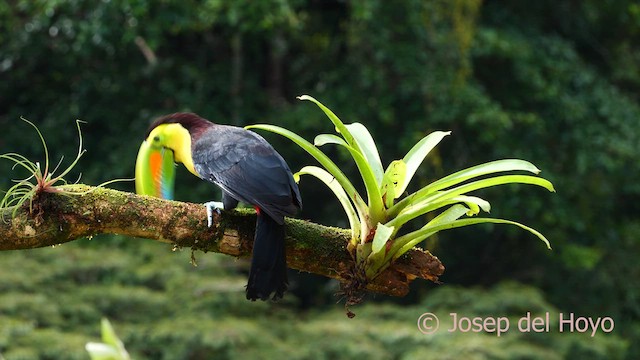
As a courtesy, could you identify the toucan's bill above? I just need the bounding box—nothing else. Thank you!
[135,139,176,199]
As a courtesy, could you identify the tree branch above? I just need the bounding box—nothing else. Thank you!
[0,185,444,297]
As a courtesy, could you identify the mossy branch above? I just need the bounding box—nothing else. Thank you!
[0,184,444,297]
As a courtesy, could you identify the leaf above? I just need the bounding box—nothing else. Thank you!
[314,134,348,147]
[405,194,489,218]
[428,158,544,190]
[1,119,90,220]
[388,175,550,229]
[101,318,121,349]
[356,241,373,267]
[310,127,386,225]
[371,222,395,254]
[246,124,369,218]
[365,222,397,277]
[367,204,469,278]
[399,203,469,252]
[340,143,386,226]
[398,131,451,196]
[429,204,473,226]
[1,152,39,173]
[381,160,406,209]
[52,119,87,181]
[297,95,356,147]
[20,117,51,178]
[345,122,384,185]
[391,217,552,261]
[300,96,385,188]
[296,166,361,244]
[297,96,388,224]
[85,343,121,360]
[454,195,490,215]
[390,159,550,216]
[86,318,130,360]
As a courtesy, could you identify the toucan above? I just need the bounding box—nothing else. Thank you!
[135,112,302,301]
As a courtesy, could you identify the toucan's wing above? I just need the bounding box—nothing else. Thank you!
[192,125,301,224]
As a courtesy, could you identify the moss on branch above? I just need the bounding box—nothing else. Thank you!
[0,184,444,297]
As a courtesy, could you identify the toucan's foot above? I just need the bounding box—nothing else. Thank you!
[205,201,224,227]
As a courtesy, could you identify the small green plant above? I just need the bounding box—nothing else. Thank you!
[0,118,125,222]
[248,95,555,299]
[85,318,131,360]
[0,118,86,221]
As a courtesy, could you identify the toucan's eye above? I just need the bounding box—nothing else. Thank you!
[153,136,160,142]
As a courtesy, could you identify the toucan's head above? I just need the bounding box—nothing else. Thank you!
[135,113,211,199]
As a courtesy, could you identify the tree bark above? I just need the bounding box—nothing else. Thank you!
[0,185,444,297]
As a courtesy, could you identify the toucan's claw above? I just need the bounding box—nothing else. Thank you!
[205,201,224,227]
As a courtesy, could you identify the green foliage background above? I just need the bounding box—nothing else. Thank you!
[1,0,638,358]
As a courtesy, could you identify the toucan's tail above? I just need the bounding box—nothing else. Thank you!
[246,213,288,301]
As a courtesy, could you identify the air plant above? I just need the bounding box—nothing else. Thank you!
[0,118,121,222]
[248,95,555,295]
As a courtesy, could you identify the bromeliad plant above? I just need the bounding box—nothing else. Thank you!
[248,95,555,291]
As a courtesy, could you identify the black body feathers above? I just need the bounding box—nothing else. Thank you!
[246,213,288,300]
[152,113,301,301]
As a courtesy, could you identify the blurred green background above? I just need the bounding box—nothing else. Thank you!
[1,0,639,359]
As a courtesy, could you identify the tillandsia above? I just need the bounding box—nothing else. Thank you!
[248,95,555,300]
[0,118,125,223]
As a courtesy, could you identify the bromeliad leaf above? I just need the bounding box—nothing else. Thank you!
[391,159,546,216]
[389,194,491,231]
[391,171,554,219]
[246,124,369,217]
[425,158,543,191]
[450,195,491,215]
[388,175,553,229]
[391,217,553,261]
[366,204,470,278]
[297,95,356,147]
[340,142,385,224]
[381,160,406,209]
[314,134,348,147]
[345,122,384,185]
[295,166,361,244]
[397,131,451,196]
[371,222,395,255]
[311,127,386,224]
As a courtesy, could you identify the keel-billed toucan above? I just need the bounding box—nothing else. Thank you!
[135,113,302,301]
